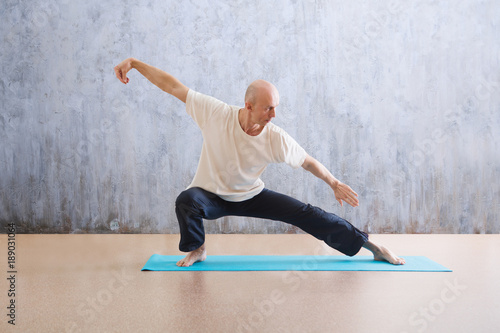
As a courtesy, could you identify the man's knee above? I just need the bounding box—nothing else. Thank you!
[175,189,201,222]
[175,189,195,208]
[175,187,218,220]
[175,187,216,208]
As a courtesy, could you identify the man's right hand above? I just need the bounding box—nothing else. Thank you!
[114,58,135,84]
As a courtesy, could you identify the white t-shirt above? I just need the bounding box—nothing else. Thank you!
[185,89,308,202]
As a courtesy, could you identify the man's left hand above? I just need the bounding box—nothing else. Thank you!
[332,181,359,207]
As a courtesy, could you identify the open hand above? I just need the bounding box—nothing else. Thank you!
[332,181,359,207]
[114,58,134,84]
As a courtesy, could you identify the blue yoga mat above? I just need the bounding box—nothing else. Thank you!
[141,255,451,272]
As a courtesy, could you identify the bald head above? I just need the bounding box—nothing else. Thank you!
[244,80,279,105]
[240,80,280,129]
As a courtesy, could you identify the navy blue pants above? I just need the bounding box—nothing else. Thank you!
[175,187,369,256]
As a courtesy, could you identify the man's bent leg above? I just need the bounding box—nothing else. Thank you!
[175,187,228,266]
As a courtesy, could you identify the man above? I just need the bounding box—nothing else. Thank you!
[114,58,405,267]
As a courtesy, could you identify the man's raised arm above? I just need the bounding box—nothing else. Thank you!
[114,58,189,103]
[301,154,360,207]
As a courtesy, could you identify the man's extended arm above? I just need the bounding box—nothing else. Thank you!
[301,154,359,207]
[114,58,189,103]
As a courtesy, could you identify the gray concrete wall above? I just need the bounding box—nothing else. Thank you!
[1,0,499,234]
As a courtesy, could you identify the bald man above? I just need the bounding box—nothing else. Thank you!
[114,58,405,267]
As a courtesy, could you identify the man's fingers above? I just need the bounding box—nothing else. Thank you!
[345,185,358,197]
[114,67,123,83]
[114,66,127,84]
[346,193,359,207]
[342,189,356,201]
[120,70,127,83]
[346,197,356,206]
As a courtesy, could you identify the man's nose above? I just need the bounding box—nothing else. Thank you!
[270,109,276,118]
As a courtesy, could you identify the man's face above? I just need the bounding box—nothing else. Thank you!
[250,88,279,127]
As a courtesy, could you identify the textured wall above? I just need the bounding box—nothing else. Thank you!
[1,0,499,234]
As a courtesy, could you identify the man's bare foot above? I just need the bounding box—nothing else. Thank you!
[362,240,405,265]
[176,244,207,267]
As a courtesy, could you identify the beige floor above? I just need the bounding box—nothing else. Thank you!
[0,234,499,333]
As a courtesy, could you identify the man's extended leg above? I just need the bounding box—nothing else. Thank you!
[232,188,404,265]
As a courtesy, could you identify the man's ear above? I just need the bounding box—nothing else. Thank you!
[245,101,253,112]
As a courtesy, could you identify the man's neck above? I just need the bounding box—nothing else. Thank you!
[238,108,264,136]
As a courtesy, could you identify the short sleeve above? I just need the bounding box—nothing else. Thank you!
[185,89,227,129]
[270,126,308,169]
